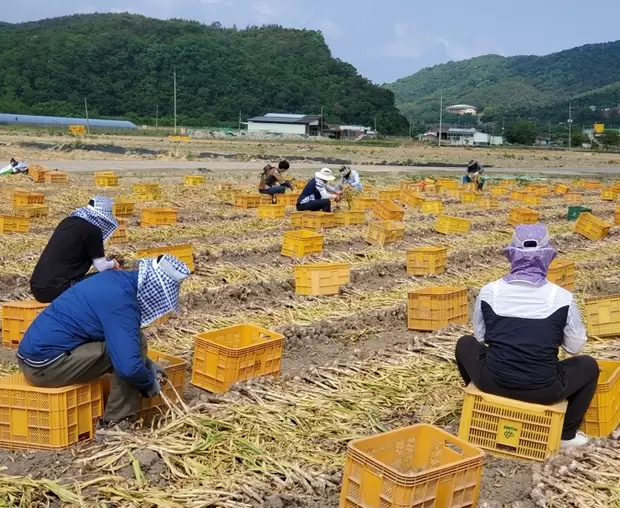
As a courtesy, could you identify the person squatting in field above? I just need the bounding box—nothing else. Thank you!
[296,167,343,212]
[258,160,293,203]
[17,254,191,438]
[335,165,363,192]
[462,159,486,190]
[455,224,599,448]
[29,196,120,303]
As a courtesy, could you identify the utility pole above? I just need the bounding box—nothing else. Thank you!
[156,105,159,129]
[409,119,413,139]
[84,98,90,134]
[438,90,443,147]
[374,116,377,133]
[568,101,573,150]
[548,121,551,141]
[320,106,324,137]
[238,111,242,133]
[173,67,178,135]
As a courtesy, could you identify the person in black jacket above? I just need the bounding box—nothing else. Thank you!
[30,196,120,303]
[296,168,342,212]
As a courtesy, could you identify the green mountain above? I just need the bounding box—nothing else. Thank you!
[0,14,408,134]
[385,41,620,126]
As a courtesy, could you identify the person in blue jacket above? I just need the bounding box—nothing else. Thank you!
[17,254,190,435]
[336,165,363,192]
[296,168,342,212]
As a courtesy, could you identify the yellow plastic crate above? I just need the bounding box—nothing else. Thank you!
[113,199,135,218]
[275,193,300,206]
[407,286,468,331]
[547,259,575,290]
[458,384,567,462]
[28,164,49,183]
[219,182,235,190]
[554,184,570,195]
[378,190,401,201]
[435,216,471,235]
[602,188,618,201]
[365,221,405,246]
[140,208,178,227]
[351,197,377,211]
[461,183,477,192]
[220,189,238,205]
[420,200,444,214]
[258,204,286,219]
[581,360,620,437]
[184,175,205,186]
[1,300,48,348]
[0,373,103,450]
[406,247,448,276]
[532,187,551,197]
[281,230,324,258]
[333,210,366,226]
[616,205,620,226]
[574,180,585,188]
[444,188,462,199]
[340,424,484,508]
[13,205,49,219]
[102,350,187,423]
[234,194,262,209]
[290,212,308,228]
[108,219,128,245]
[424,184,437,193]
[371,200,405,222]
[510,191,525,201]
[564,192,583,204]
[399,191,424,208]
[191,324,284,393]
[0,216,29,234]
[302,212,336,231]
[12,191,45,206]
[94,173,119,187]
[399,181,418,192]
[500,179,516,187]
[584,180,602,190]
[438,180,458,190]
[136,243,194,272]
[574,212,611,241]
[490,187,508,196]
[508,208,540,227]
[478,197,499,210]
[133,183,162,202]
[584,295,620,337]
[522,195,541,206]
[461,192,479,204]
[44,172,69,184]
[294,263,351,296]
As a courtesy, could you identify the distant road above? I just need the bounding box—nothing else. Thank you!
[38,159,620,176]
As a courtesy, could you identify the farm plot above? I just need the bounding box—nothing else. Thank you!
[1,170,620,507]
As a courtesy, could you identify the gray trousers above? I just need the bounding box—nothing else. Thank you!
[19,334,148,423]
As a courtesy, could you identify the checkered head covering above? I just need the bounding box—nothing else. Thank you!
[137,254,190,327]
[70,196,118,241]
[503,224,557,286]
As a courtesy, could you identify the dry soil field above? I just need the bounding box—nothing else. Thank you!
[1,139,620,507]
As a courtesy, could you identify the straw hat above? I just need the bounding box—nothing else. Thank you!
[315,168,335,181]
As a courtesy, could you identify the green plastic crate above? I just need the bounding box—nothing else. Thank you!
[567,206,592,221]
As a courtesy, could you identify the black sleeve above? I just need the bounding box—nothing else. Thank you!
[84,223,105,260]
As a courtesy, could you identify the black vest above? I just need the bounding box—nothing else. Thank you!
[482,301,569,389]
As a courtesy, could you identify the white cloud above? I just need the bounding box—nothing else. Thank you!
[318,18,343,38]
[394,22,408,38]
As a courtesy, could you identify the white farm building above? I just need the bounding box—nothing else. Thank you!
[247,113,327,136]
[445,104,478,116]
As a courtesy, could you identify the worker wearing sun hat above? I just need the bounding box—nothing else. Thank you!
[18,254,190,432]
[296,168,342,212]
[30,196,120,303]
[455,224,599,449]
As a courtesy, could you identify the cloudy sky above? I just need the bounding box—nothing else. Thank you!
[3,0,619,83]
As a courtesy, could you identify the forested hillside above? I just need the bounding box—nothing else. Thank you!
[0,14,408,133]
[385,42,620,126]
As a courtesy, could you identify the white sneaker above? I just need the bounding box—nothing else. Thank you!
[561,431,589,448]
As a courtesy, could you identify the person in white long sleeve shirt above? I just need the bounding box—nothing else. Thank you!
[455,224,599,448]
[336,166,363,192]
[296,168,342,212]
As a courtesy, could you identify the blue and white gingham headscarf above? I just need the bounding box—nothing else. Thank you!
[71,196,119,242]
[137,254,191,327]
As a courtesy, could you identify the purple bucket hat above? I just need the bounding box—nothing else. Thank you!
[503,224,557,286]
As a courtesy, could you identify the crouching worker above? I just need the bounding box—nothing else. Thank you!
[337,165,363,192]
[17,254,190,434]
[30,196,120,303]
[463,159,486,190]
[296,168,342,212]
[259,161,293,203]
[455,224,599,448]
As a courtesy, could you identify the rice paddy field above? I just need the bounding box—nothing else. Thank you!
[2,167,620,507]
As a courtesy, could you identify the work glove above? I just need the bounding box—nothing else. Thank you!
[146,358,168,381]
[145,378,161,398]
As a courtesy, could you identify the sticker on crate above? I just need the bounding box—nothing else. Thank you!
[2,300,48,348]
[407,247,448,276]
[458,384,567,462]
[281,230,323,258]
[294,263,350,296]
[0,374,103,450]
[191,324,284,393]
[339,424,484,508]
[581,360,620,437]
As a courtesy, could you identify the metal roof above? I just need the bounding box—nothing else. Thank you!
[248,114,321,125]
[0,113,137,129]
[445,104,477,110]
